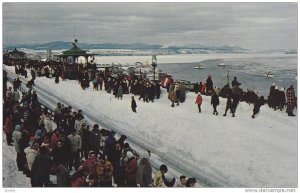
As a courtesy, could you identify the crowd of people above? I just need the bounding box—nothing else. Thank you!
[191,75,297,118]
[3,69,198,188]
[3,56,297,187]
[5,57,297,119]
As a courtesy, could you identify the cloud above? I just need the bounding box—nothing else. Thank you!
[2,2,297,50]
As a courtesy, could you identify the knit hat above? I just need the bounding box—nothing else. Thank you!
[35,129,42,137]
[15,125,21,131]
[126,151,134,159]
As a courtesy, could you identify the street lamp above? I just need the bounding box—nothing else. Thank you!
[152,55,157,81]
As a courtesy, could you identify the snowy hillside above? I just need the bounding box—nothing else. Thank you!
[3,65,298,188]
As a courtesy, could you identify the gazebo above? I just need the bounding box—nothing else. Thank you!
[8,48,26,59]
[54,39,96,64]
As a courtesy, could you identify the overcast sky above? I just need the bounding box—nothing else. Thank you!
[2,2,298,50]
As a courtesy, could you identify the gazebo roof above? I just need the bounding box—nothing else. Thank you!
[9,48,26,55]
[62,43,87,55]
[56,43,95,57]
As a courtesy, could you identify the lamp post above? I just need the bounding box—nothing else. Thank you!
[152,55,157,82]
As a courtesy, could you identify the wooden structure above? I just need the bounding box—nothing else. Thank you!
[54,39,96,64]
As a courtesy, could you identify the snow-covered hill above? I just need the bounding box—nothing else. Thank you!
[3,65,297,188]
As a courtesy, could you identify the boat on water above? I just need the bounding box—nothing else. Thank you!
[264,72,274,78]
[194,64,204,69]
[218,63,226,67]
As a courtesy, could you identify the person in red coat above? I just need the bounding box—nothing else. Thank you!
[83,151,99,176]
[286,85,297,116]
[71,166,86,187]
[4,115,13,145]
[195,94,203,113]
[125,151,138,187]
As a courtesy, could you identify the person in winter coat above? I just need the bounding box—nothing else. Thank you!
[68,129,82,171]
[153,164,168,187]
[136,152,152,187]
[4,114,13,145]
[71,166,86,187]
[131,96,137,113]
[206,75,214,95]
[268,83,276,108]
[278,87,286,111]
[89,124,101,156]
[13,88,21,103]
[50,129,60,150]
[40,112,53,133]
[18,130,30,173]
[24,142,39,172]
[51,140,69,168]
[83,151,99,176]
[231,87,241,117]
[252,96,265,118]
[162,173,176,187]
[54,103,62,124]
[31,146,52,187]
[92,78,99,91]
[195,94,203,113]
[111,142,123,186]
[79,123,90,159]
[223,93,233,117]
[56,163,70,187]
[12,125,22,170]
[286,85,296,116]
[97,154,114,187]
[125,151,138,187]
[117,85,123,100]
[211,91,220,116]
[232,76,241,87]
[104,130,116,162]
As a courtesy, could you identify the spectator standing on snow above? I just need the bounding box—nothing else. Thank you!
[286,85,297,116]
[223,93,233,117]
[12,125,22,170]
[195,94,203,113]
[136,152,152,187]
[117,85,123,100]
[153,164,168,187]
[125,151,138,187]
[131,96,137,113]
[97,154,114,187]
[104,130,116,162]
[211,90,220,116]
[68,129,82,171]
[31,146,52,187]
[252,96,265,118]
[206,75,214,95]
[89,124,101,156]
[24,142,39,172]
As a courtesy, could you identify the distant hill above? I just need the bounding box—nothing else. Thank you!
[4,41,162,50]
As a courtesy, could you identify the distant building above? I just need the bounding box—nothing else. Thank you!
[8,48,26,59]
